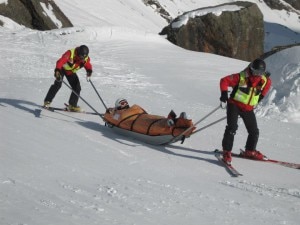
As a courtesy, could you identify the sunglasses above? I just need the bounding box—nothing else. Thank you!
[78,54,87,60]
[119,100,128,106]
[250,67,264,76]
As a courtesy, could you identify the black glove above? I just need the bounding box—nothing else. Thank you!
[54,68,62,81]
[258,95,264,103]
[220,91,228,103]
[86,69,92,77]
[265,71,271,77]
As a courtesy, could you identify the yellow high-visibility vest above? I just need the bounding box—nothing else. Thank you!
[233,71,267,106]
[63,49,88,73]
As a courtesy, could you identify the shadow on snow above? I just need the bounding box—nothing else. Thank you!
[0,97,220,167]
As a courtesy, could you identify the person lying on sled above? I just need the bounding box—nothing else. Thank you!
[104,98,195,137]
[106,98,146,121]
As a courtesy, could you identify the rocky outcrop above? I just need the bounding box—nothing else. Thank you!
[160,1,264,61]
[142,0,172,23]
[0,0,72,30]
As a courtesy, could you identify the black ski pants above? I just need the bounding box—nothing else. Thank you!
[222,102,259,151]
[44,72,81,106]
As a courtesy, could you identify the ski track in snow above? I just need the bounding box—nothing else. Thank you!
[221,180,300,199]
[2,176,300,225]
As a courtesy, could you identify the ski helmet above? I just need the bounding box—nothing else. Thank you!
[249,58,266,76]
[77,45,89,59]
[115,98,129,109]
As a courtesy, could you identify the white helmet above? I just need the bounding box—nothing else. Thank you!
[115,98,129,109]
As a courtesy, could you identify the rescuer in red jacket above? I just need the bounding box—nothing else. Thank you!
[43,45,92,111]
[219,58,272,165]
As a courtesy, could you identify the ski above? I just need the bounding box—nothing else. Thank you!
[239,149,300,170]
[214,151,243,177]
[41,105,100,116]
[64,103,104,117]
[214,149,300,170]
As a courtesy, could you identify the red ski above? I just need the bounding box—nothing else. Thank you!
[214,149,300,170]
[214,151,243,177]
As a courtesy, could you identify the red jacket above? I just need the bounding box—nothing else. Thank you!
[220,69,272,111]
[56,49,92,76]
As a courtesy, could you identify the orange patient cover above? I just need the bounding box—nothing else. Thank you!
[104,104,195,137]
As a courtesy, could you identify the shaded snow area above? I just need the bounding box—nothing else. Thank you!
[0,0,300,225]
[264,22,300,52]
[243,0,300,33]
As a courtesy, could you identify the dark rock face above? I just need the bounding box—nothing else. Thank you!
[264,0,300,11]
[160,1,264,61]
[0,0,72,30]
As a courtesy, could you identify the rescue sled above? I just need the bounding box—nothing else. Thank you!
[103,104,196,145]
[61,80,225,145]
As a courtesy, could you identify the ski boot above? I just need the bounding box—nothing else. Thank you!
[243,150,265,160]
[67,105,81,112]
[43,101,51,108]
[223,150,232,165]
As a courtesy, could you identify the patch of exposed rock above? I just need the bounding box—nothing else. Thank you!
[0,0,72,30]
[160,1,265,61]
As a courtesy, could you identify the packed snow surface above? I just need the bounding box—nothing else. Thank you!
[0,0,299,225]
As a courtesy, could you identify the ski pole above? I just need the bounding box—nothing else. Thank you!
[165,104,222,144]
[89,79,108,110]
[62,80,103,118]
[191,116,226,135]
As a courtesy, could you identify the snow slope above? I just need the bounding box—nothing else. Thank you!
[54,0,300,32]
[0,1,300,225]
[54,0,300,52]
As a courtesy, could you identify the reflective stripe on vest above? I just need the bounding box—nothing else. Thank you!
[233,71,267,106]
[62,49,88,73]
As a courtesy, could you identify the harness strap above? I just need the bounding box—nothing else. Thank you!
[117,113,143,127]
[146,118,165,135]
[130,113,147,131]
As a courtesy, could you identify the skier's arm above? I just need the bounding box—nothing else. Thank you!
[261,77,272,97]
[220,73,240,91]
[56,50,71,69]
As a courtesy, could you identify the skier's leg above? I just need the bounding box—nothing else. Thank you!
[241,110,259,150]
[66,74,81,106]
[44,79,63,103]
[222,103,239,151]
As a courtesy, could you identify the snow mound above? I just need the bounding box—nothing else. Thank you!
[257,46,300,123]
[0,15,24,30]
